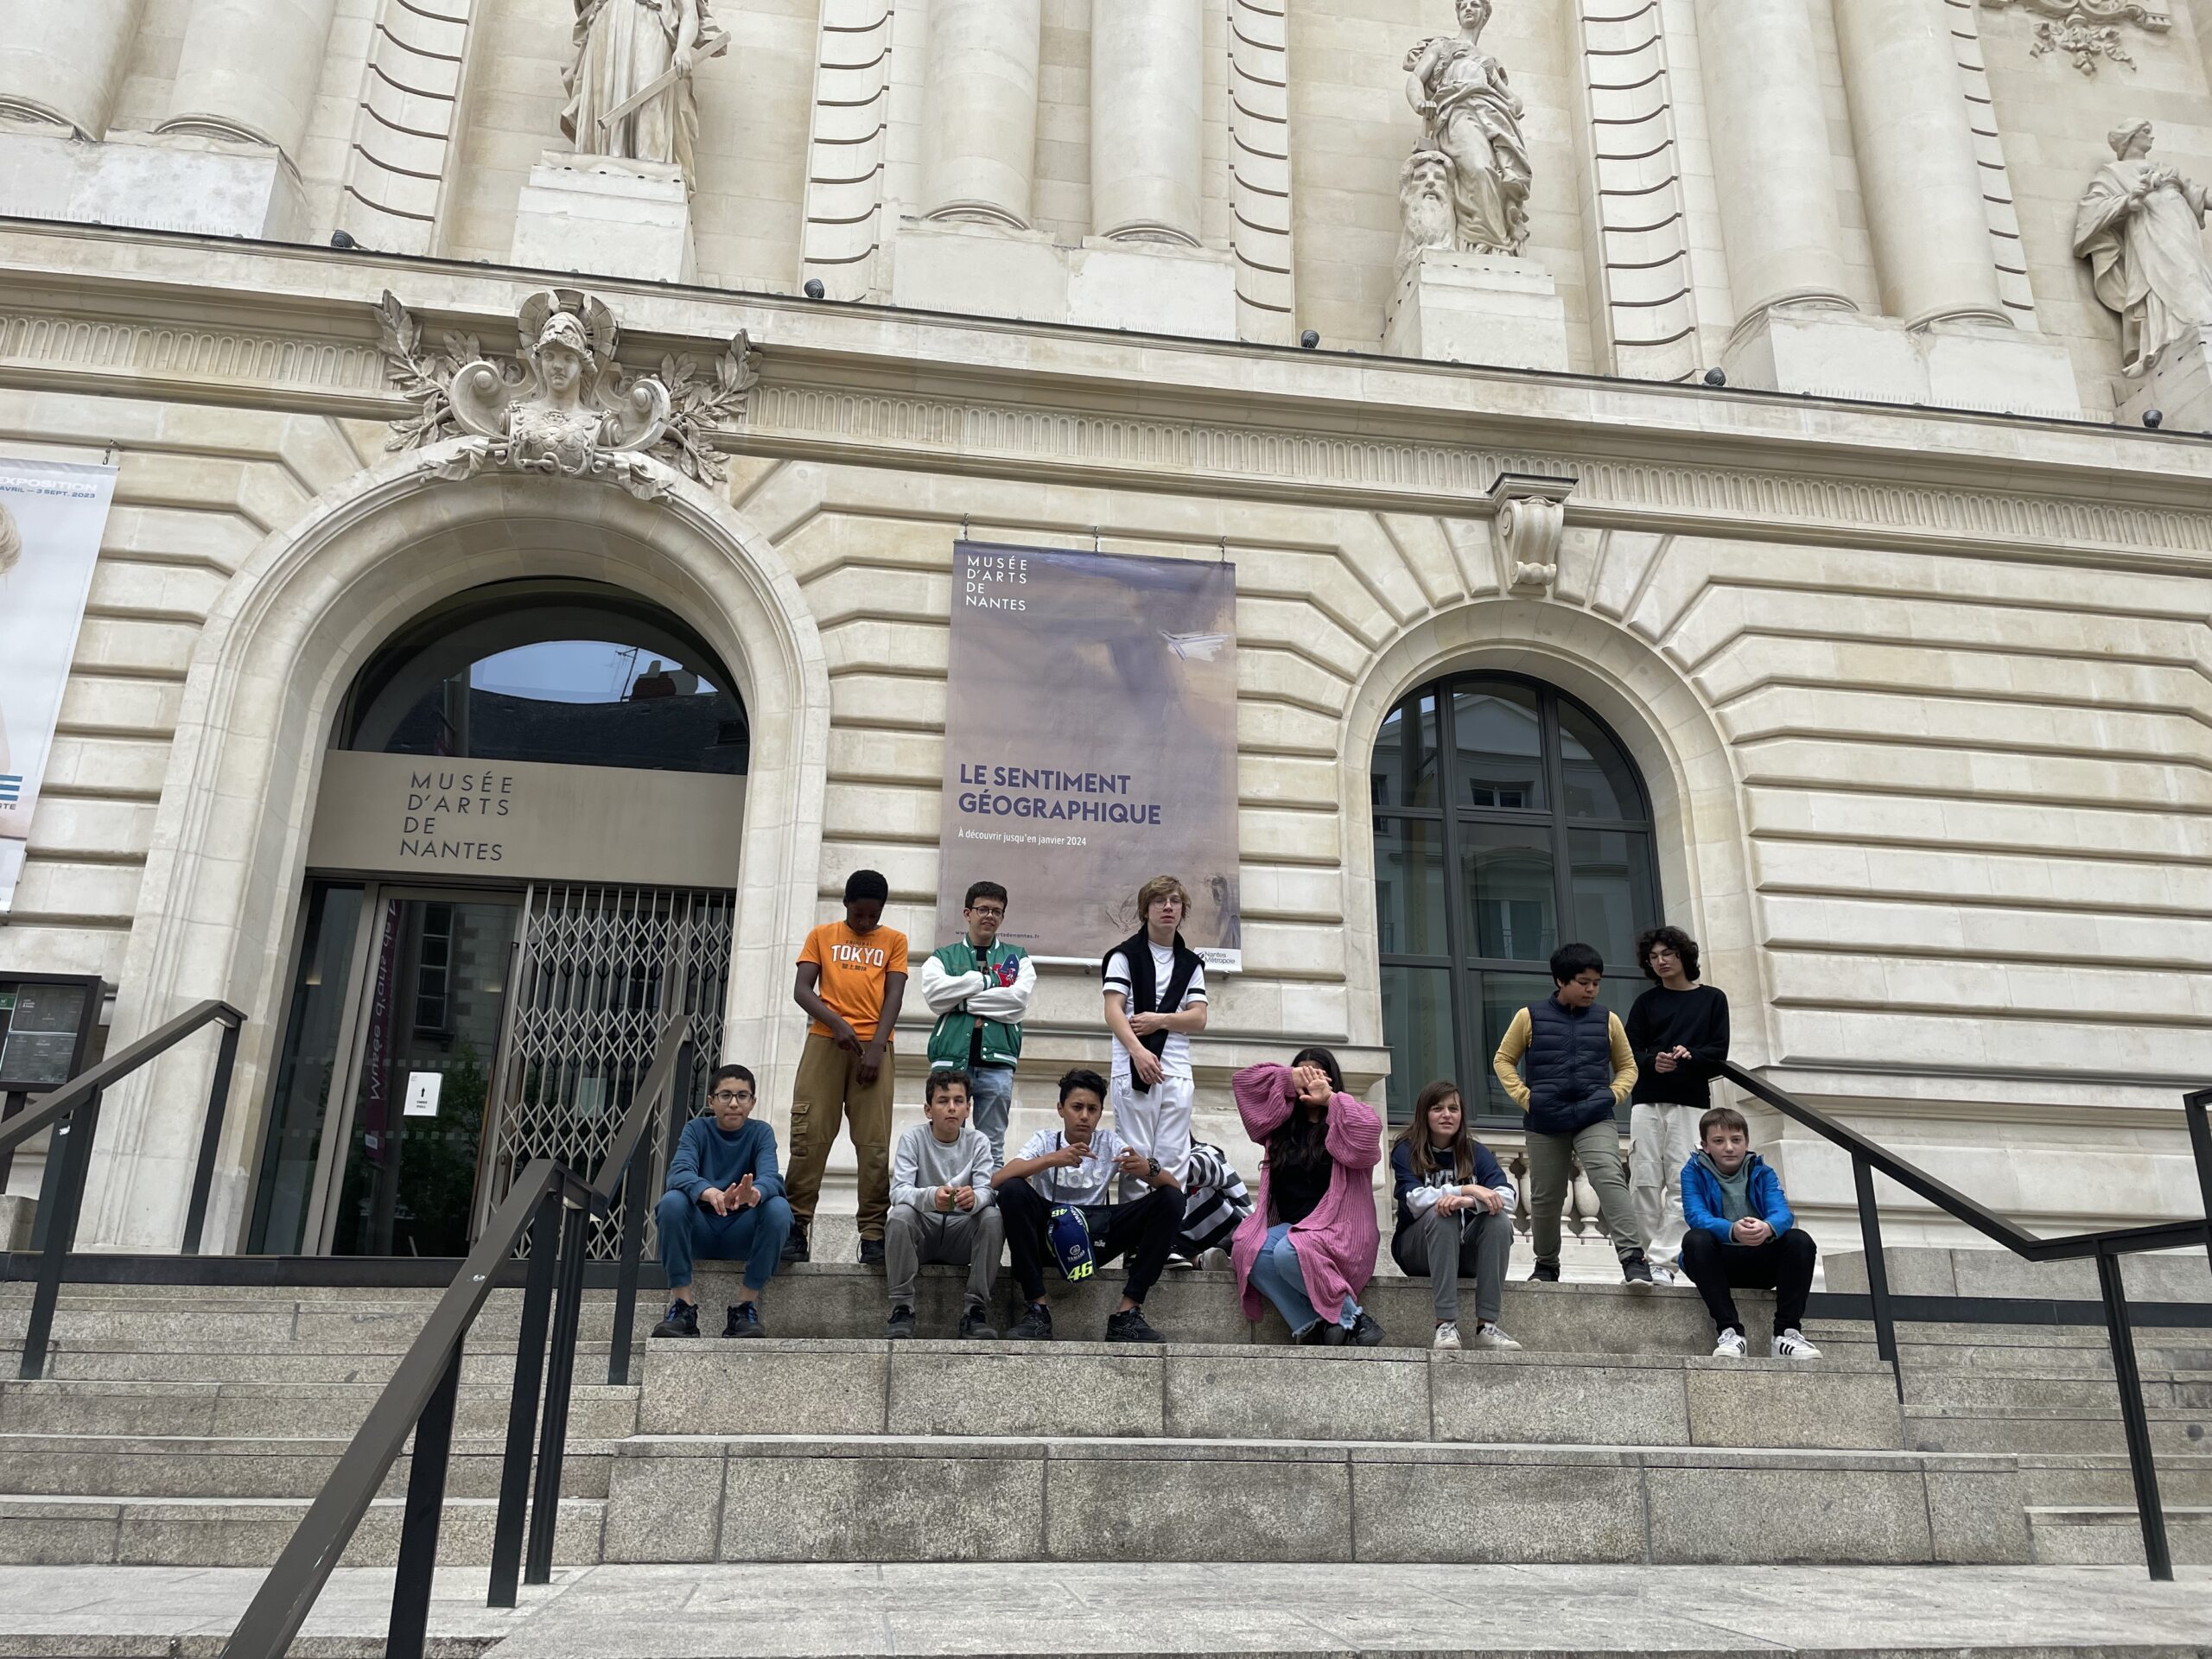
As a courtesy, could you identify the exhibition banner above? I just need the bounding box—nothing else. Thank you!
[937,541,1242,968]
[0,459,118,913]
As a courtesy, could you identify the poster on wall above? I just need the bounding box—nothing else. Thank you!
[0,459,118,914]
[936,541,1243,968]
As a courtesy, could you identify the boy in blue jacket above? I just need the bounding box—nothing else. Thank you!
[1680,1106,1821,1360]
[652,1063,794,1338]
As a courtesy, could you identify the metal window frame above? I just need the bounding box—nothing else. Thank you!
[1374,671,1662,1124]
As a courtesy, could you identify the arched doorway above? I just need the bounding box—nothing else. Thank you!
[247,579,749,1257]
[1371,671,1661,1124]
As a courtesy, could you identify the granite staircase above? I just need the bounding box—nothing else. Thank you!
[3,1262,2207,1573]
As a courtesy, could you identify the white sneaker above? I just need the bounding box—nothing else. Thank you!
[1649,1264,1679,1287]
[1712,1329,1747,1359]
[1433,1320,1462,1351]
[1770,1328,1822,1361]
[1472,1322,1522,1351]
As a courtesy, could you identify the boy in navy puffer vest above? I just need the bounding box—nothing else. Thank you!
[1491,942,1651,1287]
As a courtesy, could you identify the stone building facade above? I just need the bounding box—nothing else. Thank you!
[0,0,2205,1258]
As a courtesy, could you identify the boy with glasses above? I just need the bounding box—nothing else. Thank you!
[919,880,1035,1167]
[651,1064,793,1338]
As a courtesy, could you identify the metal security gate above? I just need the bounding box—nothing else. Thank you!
[479,883,731,1255]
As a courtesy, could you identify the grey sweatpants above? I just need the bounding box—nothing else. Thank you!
[1391,1204,1513,1325]
[1525,1119,1642,1264]
[885,1203,1005,1309]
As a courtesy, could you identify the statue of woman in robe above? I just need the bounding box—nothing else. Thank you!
[562,0,727,185]
[1402,0,1531,258]
[2075,120,2212,375]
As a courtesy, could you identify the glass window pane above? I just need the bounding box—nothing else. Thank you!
[1473,969,1555,1117]
[250,884,365,1255]
[1381,963,1455,1125]
[1569,829,1656,973]
[1559,700,1645,821]
[1374,817,1450,957]
[1371,692,1440,809]
[1460,822,1557,963]
[1451,681,1546,810]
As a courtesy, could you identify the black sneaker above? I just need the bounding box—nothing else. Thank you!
[1622,1252,1655,1289]
[1007,1301,1052,1341]
[1348,1311,1385,1348]
[887,1305,916,1340]
[1528,1261,1560,1283]
[1296,1319,1348,1346]
[781,1222,810,1263]
[858,1236,886,1267]
[651,1299,699,1338]
[725,1301,765,1338]
[957,1303,999,1340]
[1104,1306,1165,1344]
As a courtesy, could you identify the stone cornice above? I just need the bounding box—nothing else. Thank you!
[3,222,2211,569]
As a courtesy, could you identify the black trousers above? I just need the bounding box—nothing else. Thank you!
[1000,1176,1185,1305]
[1680,1226,1816,1336]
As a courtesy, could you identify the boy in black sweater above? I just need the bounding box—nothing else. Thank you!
[1624,926,1729,1283]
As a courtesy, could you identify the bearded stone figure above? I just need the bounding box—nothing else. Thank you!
[2075,120,2212,375]
[563,0,728,182]
[1398,149,1459,274]
[1402,0,1532,257]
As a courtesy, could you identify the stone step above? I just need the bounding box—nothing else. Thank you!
[2016,1453,2212,1507]
[0,1433,615,1500]
[2027,1504,2212,1567]
[1904,1406,2209,1459]
[0,1378,641,1440]
[0,1494,606,1567]
[639,1337,1907,1450]
[602,1433,2029,1566]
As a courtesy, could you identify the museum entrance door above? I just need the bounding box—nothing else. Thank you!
[251,878,731,1259]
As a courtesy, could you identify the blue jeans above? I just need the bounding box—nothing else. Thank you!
[656,1189,791,1293]
[968,1065,1014,1167]
[1248,1221,1358,1337]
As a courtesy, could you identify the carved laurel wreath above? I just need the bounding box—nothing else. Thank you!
[372,290,760,487]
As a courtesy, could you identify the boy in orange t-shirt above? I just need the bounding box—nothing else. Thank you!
[784,868,909,1263]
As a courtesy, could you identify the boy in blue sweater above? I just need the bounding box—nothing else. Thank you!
[1680,1105,1821,1360]
[652,1063,794,1338]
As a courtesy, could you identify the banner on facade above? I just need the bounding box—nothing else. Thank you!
[937,541,1242,968]
[0,460,118,914]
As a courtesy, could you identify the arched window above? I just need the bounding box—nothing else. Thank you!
[1372,673,1660,1123]
[338,579,747,774]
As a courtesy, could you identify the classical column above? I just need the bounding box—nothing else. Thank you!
[157,0,340,165]
[918,0,1043,227]
[1090,0,1204,245]
[0,0,144,138]
[1832,0,2007,327]
[1693,0,1853,318]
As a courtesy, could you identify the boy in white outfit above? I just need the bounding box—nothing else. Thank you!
[1101,874,1209,1201]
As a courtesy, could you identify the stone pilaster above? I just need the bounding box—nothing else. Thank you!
[1090,0,1205,245]
[918,0,1043,227]
[157,0,340,166]
[0,0,143,138]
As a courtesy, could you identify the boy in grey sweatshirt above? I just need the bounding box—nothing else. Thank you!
[886,1069,1003,1338]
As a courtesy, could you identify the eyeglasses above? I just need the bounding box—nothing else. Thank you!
[967,906,1006,919]
[710,1090,751,1104]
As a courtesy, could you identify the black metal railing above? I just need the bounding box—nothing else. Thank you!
[1725,1063,2212,1582]
[218,1012,695,1659]
[0,998,244,1381]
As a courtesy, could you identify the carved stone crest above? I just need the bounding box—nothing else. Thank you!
[374,287,759,495]
[1983,0,2170,75]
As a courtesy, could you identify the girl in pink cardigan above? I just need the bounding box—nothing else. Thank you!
[1230,1047,1385,1345]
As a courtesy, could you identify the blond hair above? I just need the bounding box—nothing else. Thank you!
[1135,874,1190,918]
[0,500,19,575]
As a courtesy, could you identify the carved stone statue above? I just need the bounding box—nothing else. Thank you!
[1402,0,1531,257]
[562,0,728,182]
[375,286,760,497]
[1397,149,1459,275]
[2074,120,2212,374]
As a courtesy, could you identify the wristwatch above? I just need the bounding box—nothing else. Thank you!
[1146,1157,1161,1179]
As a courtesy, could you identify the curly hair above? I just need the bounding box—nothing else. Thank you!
[1636,925,1700,983]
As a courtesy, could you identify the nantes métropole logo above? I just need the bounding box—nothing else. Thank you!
[963,549,1030,612]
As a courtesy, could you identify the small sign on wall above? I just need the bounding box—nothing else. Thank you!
[403,1071,443,1118]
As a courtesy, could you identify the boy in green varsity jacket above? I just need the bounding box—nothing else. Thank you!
[918,880,1037,1166]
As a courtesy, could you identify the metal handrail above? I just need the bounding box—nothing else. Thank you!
[3,998,245,1380]
[218,1012,696,1659]
[1724,1061,2212,1582]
